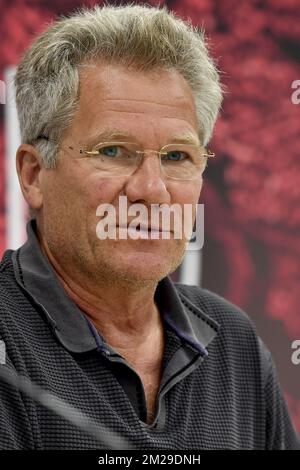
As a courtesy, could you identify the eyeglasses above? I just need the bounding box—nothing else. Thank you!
[36,135,215,181]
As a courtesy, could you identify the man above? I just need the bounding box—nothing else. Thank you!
[0,4,299,449]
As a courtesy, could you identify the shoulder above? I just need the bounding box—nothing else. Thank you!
[0,249,24,317]
[174,282,256,332]
[0,249,15,280]
[0,250,18,291]
[174,283,270,375]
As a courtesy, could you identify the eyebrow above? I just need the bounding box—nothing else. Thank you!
[87,129,201,147]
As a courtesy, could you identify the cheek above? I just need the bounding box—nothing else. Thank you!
[89,176,126,207]
[170,179,203,206]
[42,173,66,212]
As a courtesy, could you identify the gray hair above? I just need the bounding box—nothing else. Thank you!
[14,3,223,169]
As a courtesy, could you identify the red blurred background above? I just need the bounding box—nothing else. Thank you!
[0,0,299,432]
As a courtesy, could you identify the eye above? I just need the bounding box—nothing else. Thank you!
[98,145,121,158]
[163,151,190,162]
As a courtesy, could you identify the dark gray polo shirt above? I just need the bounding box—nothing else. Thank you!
[0,220,299,449]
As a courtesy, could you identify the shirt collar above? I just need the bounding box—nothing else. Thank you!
[12,219,219,355]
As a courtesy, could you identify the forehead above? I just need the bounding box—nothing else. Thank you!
[79,62,195,105]
[70,62,199,142]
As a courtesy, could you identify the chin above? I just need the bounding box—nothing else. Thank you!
[111,250,182,282]
[91,239,185,282]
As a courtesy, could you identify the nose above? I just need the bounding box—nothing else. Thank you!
[124,151,171,205]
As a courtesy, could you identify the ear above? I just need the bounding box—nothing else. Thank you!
[16,144,44,210]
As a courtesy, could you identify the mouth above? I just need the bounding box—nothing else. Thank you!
[117,223,173,234]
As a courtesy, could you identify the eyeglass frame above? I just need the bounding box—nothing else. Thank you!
[35,134,215,181]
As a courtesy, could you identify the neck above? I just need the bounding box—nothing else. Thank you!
[38,233,163,351]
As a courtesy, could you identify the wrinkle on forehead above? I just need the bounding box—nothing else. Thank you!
[103,98,190,108]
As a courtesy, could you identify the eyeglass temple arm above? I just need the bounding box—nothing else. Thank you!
[36,134,49,141]
[204,150,215,158]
